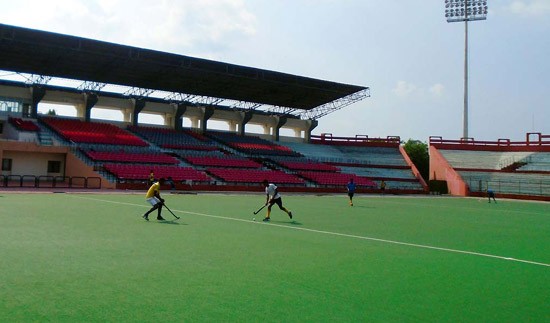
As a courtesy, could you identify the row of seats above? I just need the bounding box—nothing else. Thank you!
[160,144,219,151]
[184,156,262,168]
[207,168,304,184]
[208,131,300,156]
[299,171,377,187]
[229,143,299,156]
[129,126,217,149]
[173,149,226,157]
[42,117,147,146]
[277,161,339,172]
[9,117,40,132]
[338,166,417,180]
[282,142,407,166]
[103,164,211,181]
[84,151,179,164]
[440,150,534,170]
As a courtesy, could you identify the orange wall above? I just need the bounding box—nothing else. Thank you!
[429,146,469,196]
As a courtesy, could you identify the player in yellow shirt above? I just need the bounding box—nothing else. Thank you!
[143,178,165,221]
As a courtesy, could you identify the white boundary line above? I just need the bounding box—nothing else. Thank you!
[73,195,550,268]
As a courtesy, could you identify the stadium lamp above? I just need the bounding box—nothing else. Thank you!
[445,0,488,139]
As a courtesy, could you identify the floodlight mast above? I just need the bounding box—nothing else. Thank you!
[445,0,488,139]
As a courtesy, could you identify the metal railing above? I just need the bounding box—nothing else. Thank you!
[465,177,550,197]
[0,175,101,189]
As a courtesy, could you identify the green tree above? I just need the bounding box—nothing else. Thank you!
[47,109,56,115]
[403,139,429,181]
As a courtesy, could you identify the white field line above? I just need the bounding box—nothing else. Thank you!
[73,195,550,268]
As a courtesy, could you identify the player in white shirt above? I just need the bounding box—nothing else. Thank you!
[262,179,293,222]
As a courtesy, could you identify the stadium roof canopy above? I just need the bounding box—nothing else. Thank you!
[0,23,369,119]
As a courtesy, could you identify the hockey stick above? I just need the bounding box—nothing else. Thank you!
[162,202,180,219]
[253,204,267,215]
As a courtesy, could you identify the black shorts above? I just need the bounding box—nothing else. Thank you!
[348,192,354,198]
[268,197,284,209]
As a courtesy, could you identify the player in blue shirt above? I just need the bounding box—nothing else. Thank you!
[487,188,497,203]
[347,178,356,206]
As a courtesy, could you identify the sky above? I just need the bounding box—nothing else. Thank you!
[0,0,549,142]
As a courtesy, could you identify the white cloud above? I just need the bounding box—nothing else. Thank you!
[392,81,417,97]
[429,83,445,97]
[0,0,257,57]
[505,1,550,17]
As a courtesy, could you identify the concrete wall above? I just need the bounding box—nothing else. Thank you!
[0,140,115,189]
[1,150,64,177]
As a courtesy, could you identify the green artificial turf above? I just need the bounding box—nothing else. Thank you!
[0,192,548,322]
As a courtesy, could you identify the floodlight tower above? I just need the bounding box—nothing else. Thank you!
[445,0,488,139]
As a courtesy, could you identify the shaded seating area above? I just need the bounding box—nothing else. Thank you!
[9,117,40,132]
[42,117,147,146]
[103,164,211,182]
[207,168,304,184]
[129,126,218,150]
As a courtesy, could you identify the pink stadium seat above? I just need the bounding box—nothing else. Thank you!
[42,117,148,146]
[9,117,40,132]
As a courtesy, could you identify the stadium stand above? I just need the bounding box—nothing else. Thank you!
[281,135,425,191]
[430,134,550,200]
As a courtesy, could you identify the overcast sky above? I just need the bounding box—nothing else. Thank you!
[1,0,549,142]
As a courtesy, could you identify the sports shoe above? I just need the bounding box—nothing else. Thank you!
[157,216,165,221]
[288,211,293,219]
[262,217,270,222]
[142,214,149,221]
